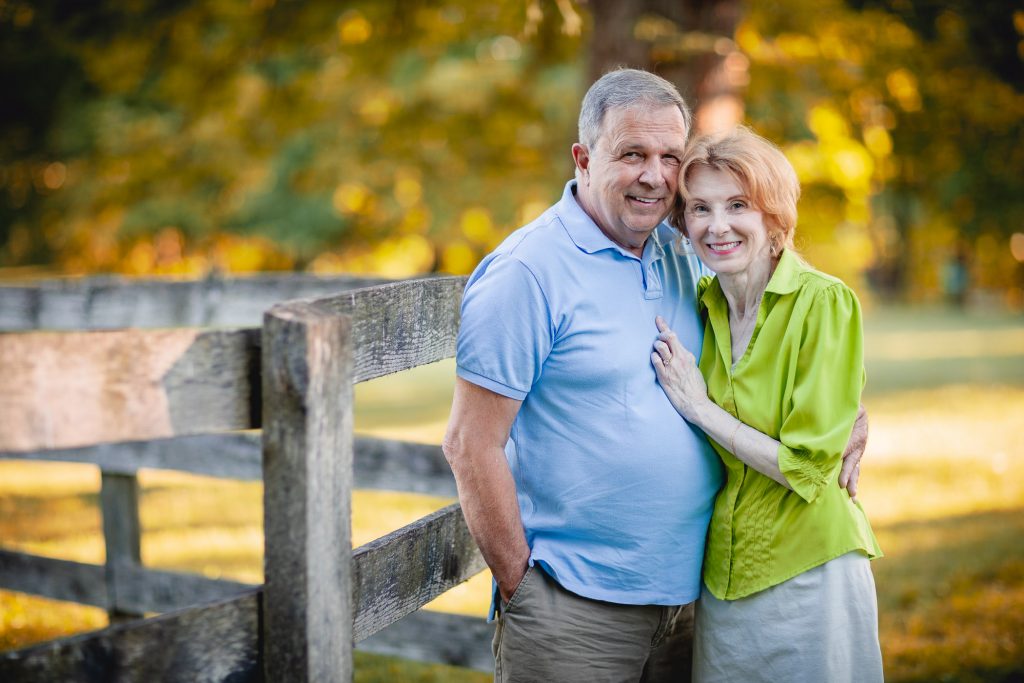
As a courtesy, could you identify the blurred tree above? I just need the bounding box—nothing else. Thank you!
[735,0,1023,296]
[1,0,1021,299]
[0,0,585,276]
[586,0,746,133]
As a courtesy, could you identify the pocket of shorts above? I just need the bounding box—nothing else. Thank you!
[501,566,536,615]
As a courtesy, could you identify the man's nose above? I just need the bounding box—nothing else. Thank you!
[638,159,666,188]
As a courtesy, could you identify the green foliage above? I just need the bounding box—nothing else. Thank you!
[0,0,583,275]
[1,0,1021,294]
[741,0,1024,295]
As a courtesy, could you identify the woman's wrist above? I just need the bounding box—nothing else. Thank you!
[681,396,715,426]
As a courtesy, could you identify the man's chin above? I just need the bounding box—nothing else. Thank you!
[627,219,668,234]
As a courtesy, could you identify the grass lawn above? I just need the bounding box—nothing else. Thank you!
[1,305,1022,681]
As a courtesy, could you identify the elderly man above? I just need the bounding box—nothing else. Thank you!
[443,69,864,682]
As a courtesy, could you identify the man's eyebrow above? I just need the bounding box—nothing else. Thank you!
[611,141,644,153]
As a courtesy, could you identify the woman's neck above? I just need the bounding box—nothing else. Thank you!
[718,255,778,319]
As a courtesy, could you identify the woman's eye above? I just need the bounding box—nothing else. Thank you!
[691,205,708,214]
[730,201,746,210]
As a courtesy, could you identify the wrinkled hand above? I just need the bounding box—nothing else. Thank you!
[838,404,868,501]
[651,316,711,422]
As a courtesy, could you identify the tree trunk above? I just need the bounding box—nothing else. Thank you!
[585,0,746,133]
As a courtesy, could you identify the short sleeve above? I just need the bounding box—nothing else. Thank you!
[776,284,865,503]
[456,254,554,401]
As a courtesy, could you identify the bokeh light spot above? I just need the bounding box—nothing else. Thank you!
[338,11,372,45]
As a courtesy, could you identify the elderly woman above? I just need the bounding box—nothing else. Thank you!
[651,126,883,682]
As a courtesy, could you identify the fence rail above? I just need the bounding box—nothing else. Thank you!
[0,434,457,496]
[0,272,391,331]
[0,272,499,681]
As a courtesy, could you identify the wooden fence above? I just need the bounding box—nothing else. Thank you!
[0,272,495,681]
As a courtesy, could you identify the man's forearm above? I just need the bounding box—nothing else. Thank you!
[447,442,530,600]
[443,378,529,602]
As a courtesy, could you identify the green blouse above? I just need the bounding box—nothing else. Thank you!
[697,249,882,600]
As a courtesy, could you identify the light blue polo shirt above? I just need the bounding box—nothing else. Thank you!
[457,180,723,607]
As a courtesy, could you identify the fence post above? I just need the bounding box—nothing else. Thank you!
[262,302,354,682]
[99,471,144,621]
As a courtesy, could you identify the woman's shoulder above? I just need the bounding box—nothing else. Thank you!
[789,258,858,302]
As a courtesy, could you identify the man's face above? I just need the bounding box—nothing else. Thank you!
[572,105,688,257]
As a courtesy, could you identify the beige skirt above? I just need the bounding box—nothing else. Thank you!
[693,551,883,683]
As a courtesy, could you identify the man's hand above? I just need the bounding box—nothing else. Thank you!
[497,556,531,604]
[839,404,868,500]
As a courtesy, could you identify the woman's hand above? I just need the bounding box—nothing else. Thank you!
[651,316,713,424]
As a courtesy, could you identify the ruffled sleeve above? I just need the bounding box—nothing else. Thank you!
[776,283,865,503]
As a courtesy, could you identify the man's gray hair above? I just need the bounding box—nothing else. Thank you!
[578,68,692,150]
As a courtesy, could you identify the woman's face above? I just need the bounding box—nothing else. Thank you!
[682,166,771,276]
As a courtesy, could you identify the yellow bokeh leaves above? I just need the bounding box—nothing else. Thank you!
[460,207,496,246]
[807,104,850,142]
[804,104,874,193]
[332,182,374,216]
[393,171,423,209]
[313,235,435,278]
[440,241,477,275]
[337,11,372,46]
[886,69,922,112]
[357,91,397,127]
[863,126,892,158]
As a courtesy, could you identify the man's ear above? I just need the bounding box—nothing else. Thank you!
[571,143,590,180]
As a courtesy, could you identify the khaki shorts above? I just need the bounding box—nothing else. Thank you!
[493,565,693,683]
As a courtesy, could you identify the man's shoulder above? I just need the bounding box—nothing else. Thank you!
[496,210,564,256]
[486,208,582,277]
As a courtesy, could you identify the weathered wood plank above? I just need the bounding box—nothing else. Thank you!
[0,273,390,332]
[0,584,490,681]
[352,437,456,497]
[1,510,485,640]
[0,433,266,479]
[0,549,255,615]
[110,563,257,615]
[357,610,492,672]
[0,277,465,453]
[309,276,467,382]
[262,301,354,682]
[0,590,262,683]
[101,473,144,620]
[0,327,259,451]
[352,502,485,641]
[0,434,457,495]
[0,549,491,673]
[0,549,109,609]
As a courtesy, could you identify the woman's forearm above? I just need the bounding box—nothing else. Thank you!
[690,400,792,490]
[651,316,791,489]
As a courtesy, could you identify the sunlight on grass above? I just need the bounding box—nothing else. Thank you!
[0,591,107,653]
[867,328,1024,360]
